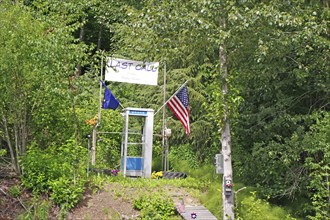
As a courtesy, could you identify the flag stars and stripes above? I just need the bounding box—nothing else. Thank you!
[167,86,190,135]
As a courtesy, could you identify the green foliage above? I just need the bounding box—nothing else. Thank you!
[93,110,123,168]
[152,152,163,171]
[18,198,51,220]
[0,0,327,217]
[303,112,330,219]
[168,144,199,171]
[227,1,329,218]
[236,192,296,220]
[49,177,85,209]
[90,167,297,220]
[0,0,91,175]
[235,112,330,218]
[200,181,222,218]
[89,173,115,193]
[188,164,220,183]
[133,194,176,219]
[194,165,298,220]
[21,149,57,193]
[0,149,6,157]
[21,139,87,209]
[8,185,22,198]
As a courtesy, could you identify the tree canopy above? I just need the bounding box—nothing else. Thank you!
[0,0,329,218]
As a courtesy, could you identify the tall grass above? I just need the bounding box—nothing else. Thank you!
[169,160,298,220]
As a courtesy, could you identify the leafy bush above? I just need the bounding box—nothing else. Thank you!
[94,134,121,168]
[236,191,296,220]
[21,149,63,193]
[133,194,176,220]
[49,177,85,209]
[90,110,122,168]
[187,164,220,182]
[21,139,87,209]
[18,198,51,220]
[168,144,199,174]
[0,149,6,157]
[200,181,222,218]
[182,164,297,220]
[303,112,330,219]
[9,185,22,197]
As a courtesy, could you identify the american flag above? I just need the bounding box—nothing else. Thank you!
[167,86,190,135]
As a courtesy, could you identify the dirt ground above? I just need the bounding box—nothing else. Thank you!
[67,185,140,220]
[0,176,28,220]
[67,183,201,220]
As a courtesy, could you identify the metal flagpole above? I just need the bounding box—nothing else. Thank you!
[98,56,104,122]
[92,54,104,165]
[154,79,189,116]
[162,58,167,171]
[157,78,190,171]
[87,134,91,177]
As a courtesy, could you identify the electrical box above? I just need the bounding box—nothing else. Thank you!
[214,154,224,174]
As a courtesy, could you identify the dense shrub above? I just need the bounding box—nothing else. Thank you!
[236,191,296,220]
[20,139,87,209]
[133,194,176,220]
[49,177,85,209]
[18,199,51,220]
[168,144,199,172]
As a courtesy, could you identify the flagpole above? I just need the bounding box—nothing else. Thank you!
[98,56,104,123]
[118,102,125,109]
[154,79,189,116]
[162,58,167,171]
[92,54,104,166]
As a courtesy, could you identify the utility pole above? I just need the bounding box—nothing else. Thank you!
[219,16,234,219]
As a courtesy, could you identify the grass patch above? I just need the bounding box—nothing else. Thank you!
[86,167,299,220]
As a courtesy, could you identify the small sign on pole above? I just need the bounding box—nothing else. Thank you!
[215,154,224,174]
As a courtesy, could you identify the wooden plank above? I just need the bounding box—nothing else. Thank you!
[177,205,218,220]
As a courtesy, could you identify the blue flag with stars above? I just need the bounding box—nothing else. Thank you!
[101,81,119,110]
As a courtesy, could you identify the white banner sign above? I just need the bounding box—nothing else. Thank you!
[105,58,159,86]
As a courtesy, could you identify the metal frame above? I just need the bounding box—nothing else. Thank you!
[121,107,154,178]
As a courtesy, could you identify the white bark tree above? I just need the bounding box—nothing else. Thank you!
[220,17,234,220]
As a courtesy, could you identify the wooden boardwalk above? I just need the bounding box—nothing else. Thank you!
[177,205,218,220]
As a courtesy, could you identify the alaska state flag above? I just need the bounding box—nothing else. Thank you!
[101,81,119,110]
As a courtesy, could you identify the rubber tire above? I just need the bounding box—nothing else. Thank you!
[163,171,187,179]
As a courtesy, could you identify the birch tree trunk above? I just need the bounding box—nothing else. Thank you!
[97,26,102,50]
[14,124,21,174]
[21,108,28,155]
[219,17,234,220]
[2,116,19,174]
